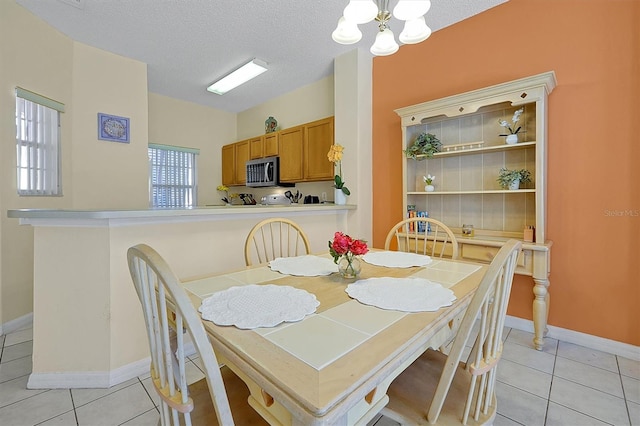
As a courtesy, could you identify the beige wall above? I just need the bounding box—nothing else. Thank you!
[148,93,237,207]
[0,2,239,328]
[0,2,337,330]
[237,76,334,139]
[0,1,74,326]
[69,43,149,209]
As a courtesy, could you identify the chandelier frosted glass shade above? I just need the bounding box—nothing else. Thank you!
[332,17,363,44]
[399,16,431,44]
[332,0,432,56]
[343,0,379,24]
[392,0,431,20]
[370,28,399,56]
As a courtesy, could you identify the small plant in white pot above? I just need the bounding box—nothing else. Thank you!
[423,174,435,191]
[498,108,524,144]
[497,168,531,190]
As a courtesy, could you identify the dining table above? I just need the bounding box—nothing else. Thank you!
[182,252,487,426]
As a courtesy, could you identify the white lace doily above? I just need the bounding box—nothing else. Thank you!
[345,277,456,312]
[362,251,432,268]
[199,284,319,329]
[269,255,338,276]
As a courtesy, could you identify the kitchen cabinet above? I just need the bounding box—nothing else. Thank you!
[221,140,249,186]
[304,117,334,181]
[249,136,263,159]
[223,116,334,185]
[249,133,278,160]
[395,72,556,350]
[264,132,279,157]
[221,143,235,186]
[234,140,249,185]
[279,117,334,183]
[278,126,304,182]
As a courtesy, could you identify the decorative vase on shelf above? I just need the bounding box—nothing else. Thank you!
[505,134,518,145]
[335,189,347,205]
[425,185,435,192]
[338,255,361,279]
[508,179,520,190]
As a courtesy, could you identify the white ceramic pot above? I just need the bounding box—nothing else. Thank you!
[506,134,518,145]
[335,188,347,205]
[425,185,435,192]
[508,179,520,190]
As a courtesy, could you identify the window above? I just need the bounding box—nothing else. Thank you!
[15,87,64,196]
[148,144,199,208]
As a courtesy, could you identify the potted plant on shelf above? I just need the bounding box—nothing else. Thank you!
[327,143,350,205]
[423,174,435,192]
[497,168,531,190]
[498,108,524,144]
[404,132,442,160]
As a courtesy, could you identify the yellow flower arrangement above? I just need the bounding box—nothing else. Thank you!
[217,185,237,204]
[327,144,350,195]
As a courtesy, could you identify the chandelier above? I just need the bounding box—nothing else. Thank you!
[332,0,432,56]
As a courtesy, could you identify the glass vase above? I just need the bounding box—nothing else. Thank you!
[338,255,361,279]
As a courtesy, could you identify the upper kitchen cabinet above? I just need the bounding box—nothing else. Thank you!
[278,125,304,183]
[304,117,334,181]
[249,133,279,160]
[264,132,279,157]
[234,140,249,185]
[221,140,249,186]
[221,143,235,186]
[223,116,334,185]
[279,117,334,183]
[249,136,263,159]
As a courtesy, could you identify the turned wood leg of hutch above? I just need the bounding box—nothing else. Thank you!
[532,277,550,350]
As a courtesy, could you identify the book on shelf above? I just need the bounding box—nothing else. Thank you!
[417,211,431,233]
[407,205,416,232]
[406,206,431,233]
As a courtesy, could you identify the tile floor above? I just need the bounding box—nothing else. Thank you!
[1,326,638,426]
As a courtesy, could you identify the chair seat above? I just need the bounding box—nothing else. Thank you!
[188,366,268,425]
[382,349,496,426]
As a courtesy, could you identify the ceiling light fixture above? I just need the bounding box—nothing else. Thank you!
[207,59,268,95]
[332,0,432,56]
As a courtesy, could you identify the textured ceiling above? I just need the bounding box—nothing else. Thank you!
[15,0,507,113]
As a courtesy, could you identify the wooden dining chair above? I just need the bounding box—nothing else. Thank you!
[380,239,522,425]
[244,217,311,266]
[127,244,267,426]
[385,217,459,259]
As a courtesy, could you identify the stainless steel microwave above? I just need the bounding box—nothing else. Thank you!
[246,156,279,187]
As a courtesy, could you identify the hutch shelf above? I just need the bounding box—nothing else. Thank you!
[395,71,556,350]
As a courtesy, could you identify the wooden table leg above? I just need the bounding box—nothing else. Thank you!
[532,277,550,350]
[531,248,551,350]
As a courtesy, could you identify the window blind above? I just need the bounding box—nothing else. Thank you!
[15,89,62,196]
[148,144,199,208]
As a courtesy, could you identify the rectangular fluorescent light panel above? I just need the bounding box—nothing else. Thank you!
[207,59,268,95]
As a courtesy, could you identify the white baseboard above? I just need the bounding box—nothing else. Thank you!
[26,341,196,389]
[505,315,640,361]
[28,357,151,389]
[0,312,34,336]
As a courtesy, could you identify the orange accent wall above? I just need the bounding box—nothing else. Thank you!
[372,0,640,345]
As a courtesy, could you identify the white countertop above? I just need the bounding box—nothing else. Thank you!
[7,204,355,226]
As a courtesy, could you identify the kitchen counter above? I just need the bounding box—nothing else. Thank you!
[8,203,355,225]
[8,204,355,389]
